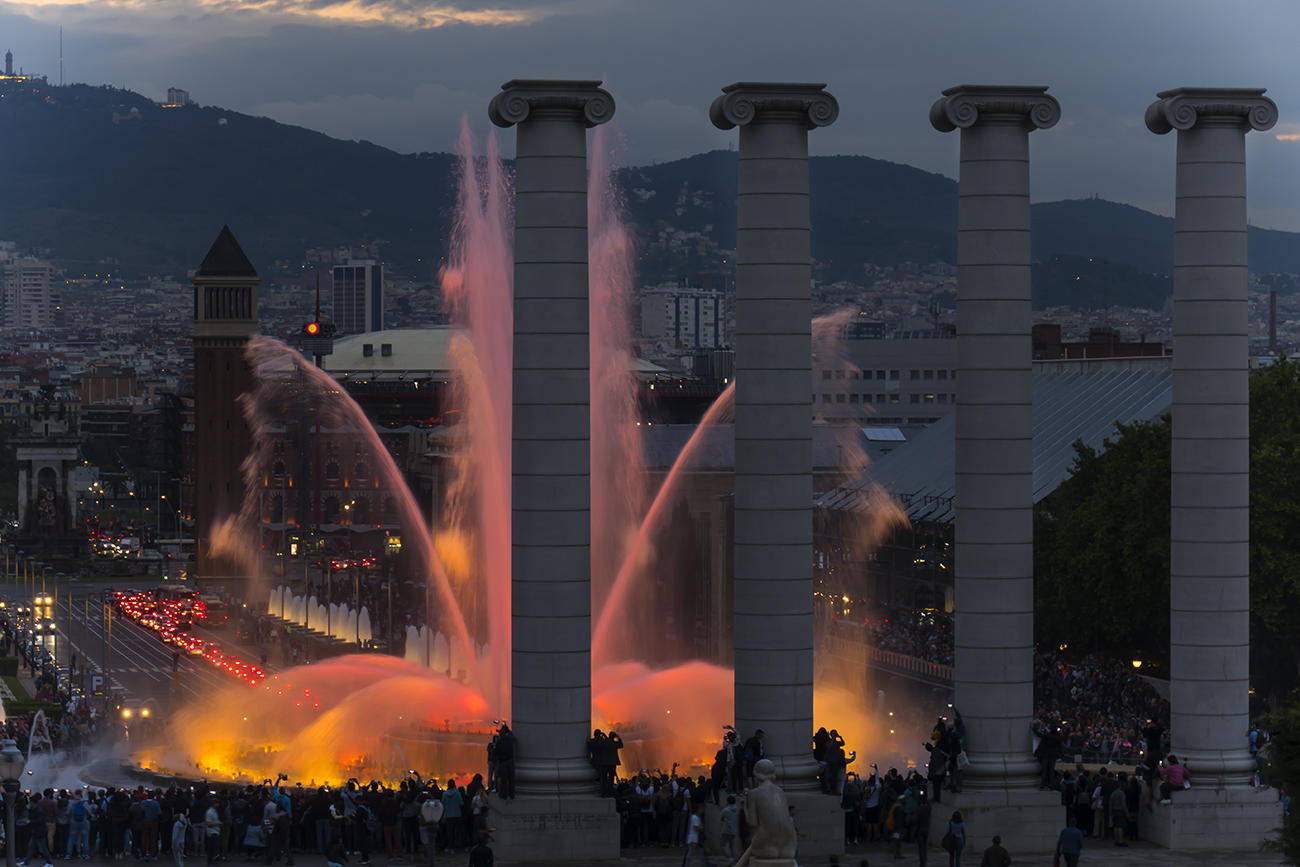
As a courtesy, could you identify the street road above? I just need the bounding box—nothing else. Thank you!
[48,585,247,709]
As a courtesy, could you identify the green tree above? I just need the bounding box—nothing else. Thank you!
[1035,357,1300,699]
[1248,358,1300,700]
[1034,415,1171,664]
[1259,703,1300,861]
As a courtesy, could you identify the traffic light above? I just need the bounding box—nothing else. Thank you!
[301,321,336,357]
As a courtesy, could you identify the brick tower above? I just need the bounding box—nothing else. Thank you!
[192,225,259,576]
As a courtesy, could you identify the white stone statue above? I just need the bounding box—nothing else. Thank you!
[734,758,798,867]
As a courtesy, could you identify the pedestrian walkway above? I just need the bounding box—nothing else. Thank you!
[233,840,1285,866]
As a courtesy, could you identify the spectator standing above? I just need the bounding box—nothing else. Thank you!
[914,791,932,867]
[25,796,54,867]
[171,813,189,867]
[440,782,465,853]
[493,725,516,801]
[943,810,965,867]
[925,739,950,804]
[1056,816,1083,867]
[978,834,1010,867]
[466,835,493,867]
[681,804,708,866]
[1108,773,1129,847]
[418,795,442,867]
[203,800,221,867]
[719,795,739,863]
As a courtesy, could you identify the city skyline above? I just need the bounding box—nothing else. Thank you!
[0,1,1298,231]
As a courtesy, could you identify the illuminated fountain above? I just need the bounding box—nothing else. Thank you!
[150,121,905,784]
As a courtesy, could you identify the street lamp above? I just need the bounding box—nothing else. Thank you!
[0,737,25,867]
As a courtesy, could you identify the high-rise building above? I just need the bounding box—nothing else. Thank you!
[4,50,12,77]
[2,258,61,330]
[639,284,724,349]
[331,259,383,335]
[191,225,259,575]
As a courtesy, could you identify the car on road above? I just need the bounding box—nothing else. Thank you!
[119,697,159,724]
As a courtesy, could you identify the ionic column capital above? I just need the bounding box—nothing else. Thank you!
[929,85,1060,133]
[1145,87,1277,135]
[488,79,615,128]
[709,82,839,131]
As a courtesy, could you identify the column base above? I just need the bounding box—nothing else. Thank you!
[489,793,619,864]
[786,791,844,861]
[1143,785,1282,850]
[935,787,1061,853]
[960,753,1040,790]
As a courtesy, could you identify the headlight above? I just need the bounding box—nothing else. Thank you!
[121,708,132,719]
[141,708,150,718]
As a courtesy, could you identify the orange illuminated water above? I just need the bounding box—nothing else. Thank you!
[165,117,909,785]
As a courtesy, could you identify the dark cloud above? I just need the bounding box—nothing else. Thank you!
[3,0,1298,228]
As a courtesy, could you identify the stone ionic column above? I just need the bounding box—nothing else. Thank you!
[489,79,614,797]
[1147,88,1277,787]
[930,86,1059,788]
[711,82,837,790]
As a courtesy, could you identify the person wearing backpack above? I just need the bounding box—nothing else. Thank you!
[66,790,90,861]
[417,794,442,867]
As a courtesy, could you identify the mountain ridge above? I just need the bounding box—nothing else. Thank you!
[3,82,1299,306]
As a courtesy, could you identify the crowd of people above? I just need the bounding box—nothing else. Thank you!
[1033,651,1171,766]
[4,776,497,867]
[865,616,954,667]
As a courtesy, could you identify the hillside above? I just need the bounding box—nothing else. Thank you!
[1,83,457,275]
[3,82,1299,307]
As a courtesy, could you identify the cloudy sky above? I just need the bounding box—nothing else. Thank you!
[3,0,1299,229]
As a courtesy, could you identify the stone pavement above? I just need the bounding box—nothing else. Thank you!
[258,839,1286,866]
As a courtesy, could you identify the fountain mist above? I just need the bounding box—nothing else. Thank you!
[168,121,913,782]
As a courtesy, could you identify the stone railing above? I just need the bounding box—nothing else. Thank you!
[821,629,954,684]
[870,648,954,684]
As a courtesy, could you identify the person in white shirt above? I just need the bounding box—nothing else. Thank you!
[681,804,709,866]
[204,801,221,867]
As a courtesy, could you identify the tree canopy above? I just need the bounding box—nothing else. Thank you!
[1035,356,1300,702]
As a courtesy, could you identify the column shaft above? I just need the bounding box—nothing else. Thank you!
[734,117,815,784]
[1146,88,1276,786]
[1170,122,1252,783]
[954,119,1036,782]
[712,83,837,790]
[931,86,1059,789]
[492,80,615,798]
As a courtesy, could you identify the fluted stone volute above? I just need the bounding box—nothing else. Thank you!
[931,84,1058,790]
[1147,87,1276,789]
[490,79,614,802]
[710,82,835,796]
